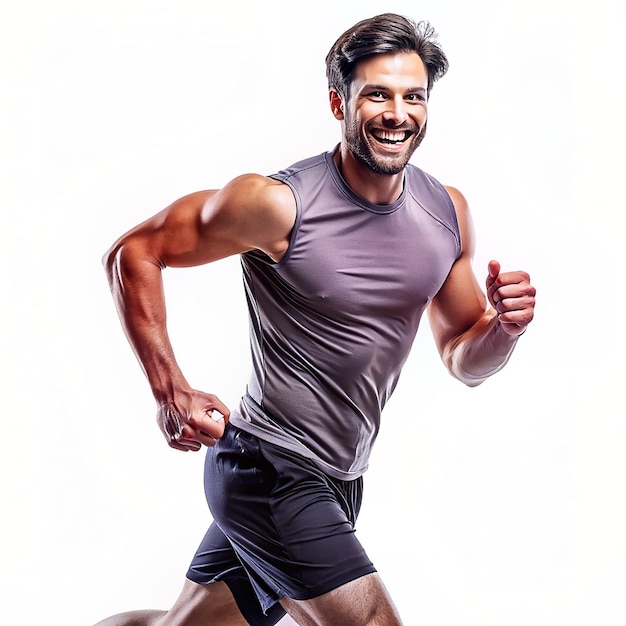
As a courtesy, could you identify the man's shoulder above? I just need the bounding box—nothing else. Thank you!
[405,163,460,249]
[405,162,454,206]
[269,151,330,183]
[405,162,446,189]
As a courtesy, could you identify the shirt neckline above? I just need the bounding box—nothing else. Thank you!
[324,147,406,215]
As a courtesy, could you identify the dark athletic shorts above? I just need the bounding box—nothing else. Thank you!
[186,423,376,626]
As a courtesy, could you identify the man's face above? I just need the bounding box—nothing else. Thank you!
[342,52,429,175]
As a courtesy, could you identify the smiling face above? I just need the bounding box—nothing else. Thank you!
[336,52,429,175]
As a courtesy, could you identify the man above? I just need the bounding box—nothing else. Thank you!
[96,12,536,626]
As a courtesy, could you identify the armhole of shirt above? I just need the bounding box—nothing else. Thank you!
[242,175,302,268]
[439,184,462,260]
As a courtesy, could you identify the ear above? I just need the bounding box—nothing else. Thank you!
[329,90,345,120]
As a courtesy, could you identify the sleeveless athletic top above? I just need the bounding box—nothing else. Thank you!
[229,149,461,479]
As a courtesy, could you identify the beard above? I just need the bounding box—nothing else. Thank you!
[344,117,427,175]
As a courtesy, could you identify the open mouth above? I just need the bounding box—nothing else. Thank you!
[370,129,414,145]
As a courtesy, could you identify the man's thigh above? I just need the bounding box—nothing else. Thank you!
[280,573,403,626]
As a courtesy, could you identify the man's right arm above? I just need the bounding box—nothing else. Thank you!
[103,175,296,451]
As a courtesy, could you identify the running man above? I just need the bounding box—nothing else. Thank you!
[96,13,536,626]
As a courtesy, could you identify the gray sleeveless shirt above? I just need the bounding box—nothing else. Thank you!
[229,149,461,479]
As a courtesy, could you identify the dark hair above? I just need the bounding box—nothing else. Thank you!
[325,13,449,99]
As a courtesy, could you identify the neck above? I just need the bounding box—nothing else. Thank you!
[334,146,405,205]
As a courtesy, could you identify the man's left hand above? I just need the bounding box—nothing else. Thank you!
[486,260,536,336]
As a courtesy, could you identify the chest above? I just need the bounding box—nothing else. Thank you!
[278,202,458,320]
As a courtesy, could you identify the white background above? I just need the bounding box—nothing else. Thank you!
[2,1,625,624]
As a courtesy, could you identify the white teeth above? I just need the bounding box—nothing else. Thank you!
[372,130,410,144]
[379,131,405,141]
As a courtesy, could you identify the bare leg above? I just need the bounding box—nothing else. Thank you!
[92,610,165,626]
[93,579,248,626]
[280,573,402,626]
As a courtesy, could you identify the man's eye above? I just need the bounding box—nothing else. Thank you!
[369,92,386,100]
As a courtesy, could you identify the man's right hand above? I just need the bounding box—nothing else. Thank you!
[103,178,294,453]
[156,390,230,452]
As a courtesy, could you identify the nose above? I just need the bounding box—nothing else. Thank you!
[382,96,408,126]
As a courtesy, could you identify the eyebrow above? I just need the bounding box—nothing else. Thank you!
[361,84,427,95]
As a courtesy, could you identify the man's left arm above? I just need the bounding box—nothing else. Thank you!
[427,186,536,387]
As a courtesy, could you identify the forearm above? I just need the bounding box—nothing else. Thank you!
[104,242,188,402]
[444,313,520,387]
